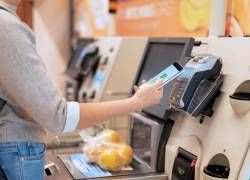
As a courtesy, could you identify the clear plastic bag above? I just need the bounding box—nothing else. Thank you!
[82,129,133,171]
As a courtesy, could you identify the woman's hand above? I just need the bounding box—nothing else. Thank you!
[131,79,163,110]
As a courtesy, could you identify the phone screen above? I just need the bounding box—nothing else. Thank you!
[148,63,183,86]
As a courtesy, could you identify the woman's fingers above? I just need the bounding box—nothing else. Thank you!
[154,79,164,90]
[141,80,147,84]
[134,85,139,92]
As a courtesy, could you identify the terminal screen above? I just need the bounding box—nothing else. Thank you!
[138,43,185,84]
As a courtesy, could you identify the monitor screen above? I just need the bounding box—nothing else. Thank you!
[134,38,194,120]
[137,43,185,84]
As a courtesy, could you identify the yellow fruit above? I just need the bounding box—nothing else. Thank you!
[84,143,109,163]
[117,144,133,165]
[99,129,122,143]
[99,149,120,170]
[84,129,133,171]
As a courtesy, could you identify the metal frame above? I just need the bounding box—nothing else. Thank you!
[128,112,164,171]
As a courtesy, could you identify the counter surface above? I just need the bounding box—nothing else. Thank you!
[45,145,168,180]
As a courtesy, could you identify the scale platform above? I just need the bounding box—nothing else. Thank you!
[58,154,155,180]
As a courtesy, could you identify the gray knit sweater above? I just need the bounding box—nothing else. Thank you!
[0,3,67,143]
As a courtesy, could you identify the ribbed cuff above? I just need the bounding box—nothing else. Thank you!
[63,102,80,133]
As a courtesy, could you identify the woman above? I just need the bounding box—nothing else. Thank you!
[0,0,163,179]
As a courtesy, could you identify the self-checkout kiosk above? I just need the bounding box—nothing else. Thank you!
[46,37,250,180]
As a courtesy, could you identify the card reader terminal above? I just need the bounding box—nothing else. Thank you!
[169,55,222,111]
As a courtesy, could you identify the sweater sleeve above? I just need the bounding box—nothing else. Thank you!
[0,14,78,133]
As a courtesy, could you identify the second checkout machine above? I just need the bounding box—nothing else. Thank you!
[66,37,148,139]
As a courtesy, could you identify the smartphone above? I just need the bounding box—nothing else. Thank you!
[148,62,183,88]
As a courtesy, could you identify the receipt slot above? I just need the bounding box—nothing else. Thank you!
[169,55,223,120]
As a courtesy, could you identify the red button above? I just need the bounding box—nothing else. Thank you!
[176,150,180,158]
[191,160,196,167]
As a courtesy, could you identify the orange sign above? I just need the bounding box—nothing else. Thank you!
[116,0,211,37]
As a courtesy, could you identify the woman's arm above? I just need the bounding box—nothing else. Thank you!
[77,79,163,128]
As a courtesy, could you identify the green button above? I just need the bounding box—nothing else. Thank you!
[160,73,168,79]
[177,167,186,175]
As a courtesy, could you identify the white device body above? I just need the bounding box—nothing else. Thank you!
[165,37,250,180]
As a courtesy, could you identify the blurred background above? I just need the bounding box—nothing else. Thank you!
[16,0,250,94]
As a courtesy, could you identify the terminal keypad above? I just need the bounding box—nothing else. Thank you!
[170,80,188,107]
